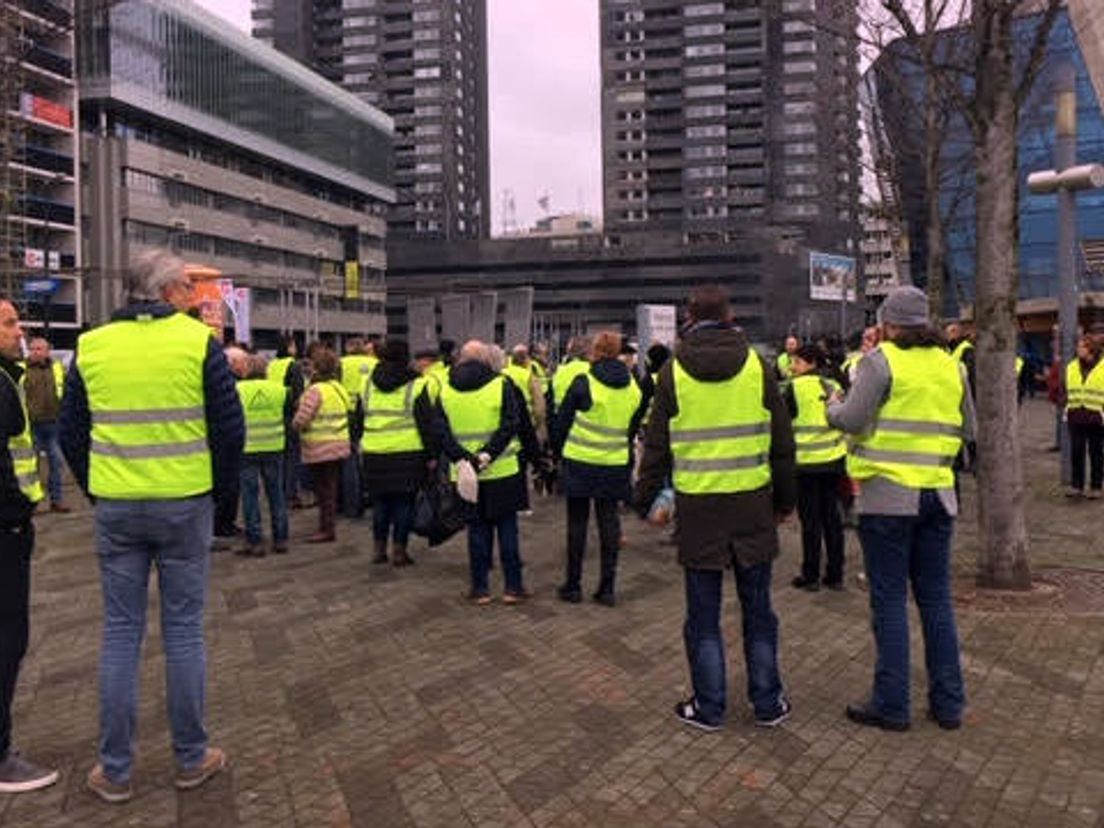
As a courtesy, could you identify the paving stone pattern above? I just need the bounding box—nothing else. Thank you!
[1,399,1103,827]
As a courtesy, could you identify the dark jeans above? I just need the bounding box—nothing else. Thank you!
[310,460,341,536]
[283,433,302,501]
[340,448,364,518]
[683,558,786,724]
[240,454,288,546]
[213,480,239,538]
[468,512,523,595]
[1068,421,1104,492]
[31,421,64,504]
[564,496,620,595]
[372,492,415,545]
[858,490,965,724]
[0,523,32,761]
[796,472,845,585]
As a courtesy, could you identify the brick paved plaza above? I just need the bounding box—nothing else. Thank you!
[1,399,1103,827]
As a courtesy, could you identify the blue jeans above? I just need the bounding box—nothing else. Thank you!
[683,559,785,724]
[468,512,523,595]
[93,496,213,783]
[240,454,288,546]
[31,421,64,504]
[858,490,965,724]
[372,492,415,545]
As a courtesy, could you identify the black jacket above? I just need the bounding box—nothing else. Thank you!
[358,361,436,495]
[433,361,530,520]
[59,304,245,500]
[0,357,34,528]
[552,358,646,501]
[633,324,797,570]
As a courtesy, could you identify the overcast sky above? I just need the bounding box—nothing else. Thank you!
[192,0,603,234]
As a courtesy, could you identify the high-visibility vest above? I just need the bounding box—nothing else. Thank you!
[503,362,534,413]
[439,376,520,481]
[425,361,449,402]
[669,355,772,495]
[776,352,793,379]
[301,380,350,445]
[1,371,43,503]
[552,359,590,407]
[361,377,426,454]
[847,343,964,489]
[841,351,862,378]
[49,360,64,399]
[951,340,974,363]
[78,313,213,499]
[1065,359,1104,414]
[341,354,377,402]
[267,356,293,385]
[238,379,287,455]
[563,371,642,466]
[791,374,846,467]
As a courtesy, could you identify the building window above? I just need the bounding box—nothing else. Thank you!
[685,165,725,180]
[785,161,819,176]
[344,34,377,47]
[786,183,820,197]
[782,121,816,136]
[415,162,443,174]
[413,85,441,98]
[686,103,726,118]
[684,23,724,38]
[783,101,815,116]
[782,0,815,11]
[784,61,817,75]
[414,66,441,79]
[685,64,725,78]
[686,84,725,99]
[414,104,442,117]
[784,142,817,156]
[684,2,724,16]
[414,47,440,60]
[783,81,816,96]
[685,144,726,160]
[414,143,441,156]
[783,20,814,34]
[783,40,816,54]
[685,42,725,58]
[686,124,726,139]
[413,9,439,22]
[415,123,442,136]
[413,28,439,41]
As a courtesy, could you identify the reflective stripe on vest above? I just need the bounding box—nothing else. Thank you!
[78,313,212,499]
[1,372,43,503]
[238,379,287,454]
[563,371,642,466]
[1065,359,1104,414]
[552,359,590,407]
[361,377,425,454]
[846,342,964,489]
[267,357,293,385]
[669,354,771,495]
[440,376,520,481]
[791,374,846,466]
[301,381,350,444]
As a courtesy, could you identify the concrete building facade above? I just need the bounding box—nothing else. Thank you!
[253,0,490,242]
[77,0,394,347]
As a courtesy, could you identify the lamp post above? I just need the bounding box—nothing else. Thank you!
[1027,63,1104,485]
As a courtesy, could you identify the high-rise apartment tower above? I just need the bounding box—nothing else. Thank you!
[253,0,490,241]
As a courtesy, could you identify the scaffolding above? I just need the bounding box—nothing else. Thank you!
[0,1,31,299]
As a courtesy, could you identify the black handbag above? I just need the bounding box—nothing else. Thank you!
[412,473,467,547]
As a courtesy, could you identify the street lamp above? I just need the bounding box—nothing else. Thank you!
[1026,63,1104,486]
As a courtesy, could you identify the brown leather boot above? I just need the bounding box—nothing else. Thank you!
[372,538,388,564]
[391,544,414,567]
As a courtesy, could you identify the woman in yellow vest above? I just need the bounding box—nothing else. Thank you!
[434,340,539,604]
[360,339,436,566]
[292,347,350,543]
[237,354,290,557]
[551,332,646,606]
[1064,335,1104,499]
[784,345,847,592]
[827,286,973,731]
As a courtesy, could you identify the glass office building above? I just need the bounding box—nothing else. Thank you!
[870,8,1104,314]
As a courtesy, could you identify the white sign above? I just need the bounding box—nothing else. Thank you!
[23,248,44,269]
[636,304,678,356]
[47,250,60,271]
[810,251,857,302]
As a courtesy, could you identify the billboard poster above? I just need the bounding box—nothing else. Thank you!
[636,304,677,356]
[809,251,857,302]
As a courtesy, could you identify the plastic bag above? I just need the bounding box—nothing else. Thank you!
[412,475,468,547]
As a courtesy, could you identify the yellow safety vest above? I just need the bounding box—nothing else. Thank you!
[341,354,377,402]
[267,356,293,385]
[425,361,449,402]
[78,313,213,499]
[847,343,964,489]
[776,352,793,379]
[950,340,974,363]
[301,381,350,445]
[791,374,846,466]
[361,377,426,454]
[503,362,534,413]
[238,378,287,454]
[552,359,590,407]
[563,372,642,466]
[1066,359,1104,414]
[1,371,44,503]
[669,355,772,495]
[439,376,520,481]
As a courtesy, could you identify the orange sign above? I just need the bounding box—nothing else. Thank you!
[186,263,224,340]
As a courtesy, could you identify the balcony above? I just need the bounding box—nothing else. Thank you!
[15,195,75,226]
[23,44,72,79]
[14,144,74,176]
[16,0,71,28]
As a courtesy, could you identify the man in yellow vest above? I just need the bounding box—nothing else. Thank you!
[1064,335,1104,499]
[59,251,244,801]
[827,286,974,732]
[236,354,290,556]
[634,284,796,731]
[22,336,70,513]
[776,334,799,381]
[267,334,306,508]
[339,338,377,519]
[784,344,847,591]
[551,335,592,417]
[0,298,58,794]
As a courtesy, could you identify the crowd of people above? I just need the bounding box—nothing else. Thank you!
[1,249,1103,801]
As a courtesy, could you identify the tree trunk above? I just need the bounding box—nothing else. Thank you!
[972,21,1031,590]
[924,70,947,322]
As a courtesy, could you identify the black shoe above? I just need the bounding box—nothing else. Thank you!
[927,709,962,731]
[791,576,820,592]
[845,702,910,732]
[673,699,722,733]
[755,697,793,728]
[592,591,616,608]
[557,585,582,604]
[822,579,845,592]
